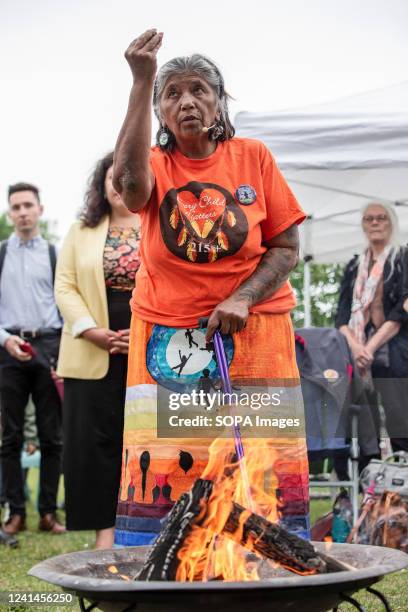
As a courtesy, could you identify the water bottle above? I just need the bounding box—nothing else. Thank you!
[332,489,352,543]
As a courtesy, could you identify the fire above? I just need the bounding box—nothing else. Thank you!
[324,536,333,552]
[176,437,282,582]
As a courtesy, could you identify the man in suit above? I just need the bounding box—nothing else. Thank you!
[0,182,65,535]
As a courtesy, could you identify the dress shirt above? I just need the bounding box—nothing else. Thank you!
[0,233,61,346]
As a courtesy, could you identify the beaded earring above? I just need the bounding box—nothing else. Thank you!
[211,123,224,140]
[159,127,170,147]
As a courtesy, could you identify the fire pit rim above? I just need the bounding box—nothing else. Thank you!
[28,543,408,593]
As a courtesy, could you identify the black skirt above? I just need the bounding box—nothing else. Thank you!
[63,289,132,530]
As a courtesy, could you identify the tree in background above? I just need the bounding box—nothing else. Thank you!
[290,260,345,328]
[0,212,58,242]
[0,213,12,241]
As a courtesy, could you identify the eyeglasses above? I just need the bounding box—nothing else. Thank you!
[362,214,389,223]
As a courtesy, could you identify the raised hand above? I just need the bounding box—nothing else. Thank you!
[125,29,163,83]
[113,30,162,211]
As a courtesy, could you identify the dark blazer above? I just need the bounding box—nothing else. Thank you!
[335,246,408,377]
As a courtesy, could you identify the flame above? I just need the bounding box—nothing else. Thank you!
[175,437,282,582]
[324,536,333,552]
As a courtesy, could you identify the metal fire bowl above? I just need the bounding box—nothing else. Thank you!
[29,543,408,612]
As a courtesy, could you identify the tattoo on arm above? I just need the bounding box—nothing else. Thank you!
[234,224,299,307]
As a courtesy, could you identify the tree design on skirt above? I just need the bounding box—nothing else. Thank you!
[160,181,248,264]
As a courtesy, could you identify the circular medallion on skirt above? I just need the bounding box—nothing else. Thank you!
[146,325,234,393]
[159,181,248,264]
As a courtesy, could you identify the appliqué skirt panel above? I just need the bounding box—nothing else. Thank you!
[115,312,310,545]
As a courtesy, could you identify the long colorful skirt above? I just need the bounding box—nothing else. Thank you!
[115,312,310,546]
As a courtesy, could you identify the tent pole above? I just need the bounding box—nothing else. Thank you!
[302,215,313,328]
[304,256,312,328]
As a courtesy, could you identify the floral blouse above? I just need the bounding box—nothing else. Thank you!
[103,226,141,291]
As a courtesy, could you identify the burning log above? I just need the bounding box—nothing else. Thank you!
[135,479,213,581]
[135,479,349,581]
[222,502,348,574]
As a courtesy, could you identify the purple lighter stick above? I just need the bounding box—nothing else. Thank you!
[212,329,253,510]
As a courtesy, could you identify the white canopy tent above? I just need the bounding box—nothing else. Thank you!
[235,82,408,324]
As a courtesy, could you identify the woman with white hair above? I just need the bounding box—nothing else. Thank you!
[336,201,408,452]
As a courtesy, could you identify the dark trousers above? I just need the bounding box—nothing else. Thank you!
[0,335,62,517]
[372,363,408,453]
[63,290,130,530]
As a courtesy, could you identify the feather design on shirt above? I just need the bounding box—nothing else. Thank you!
[186,241,197,262]
[216,230,229,251]
[177,227,188,246]
[170,207,179,229]
[208,245,218,263]
[227,211,236,227]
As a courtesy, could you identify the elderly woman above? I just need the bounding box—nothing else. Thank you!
[112,30,309,547]
[336,202,408,453]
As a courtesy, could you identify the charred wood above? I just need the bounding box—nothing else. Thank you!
[134,479,350,581]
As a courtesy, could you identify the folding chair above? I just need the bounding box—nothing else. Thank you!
[295,327,368,524]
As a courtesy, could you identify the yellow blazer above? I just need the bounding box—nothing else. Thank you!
[55,216,110,379]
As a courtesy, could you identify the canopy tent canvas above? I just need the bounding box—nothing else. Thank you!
[235,81,408,265]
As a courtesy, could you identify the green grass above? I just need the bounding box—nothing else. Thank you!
[310,496,332,525]
[0,470,93,611]
[0,473,407,611]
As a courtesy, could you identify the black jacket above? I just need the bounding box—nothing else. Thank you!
[335,247,408,377]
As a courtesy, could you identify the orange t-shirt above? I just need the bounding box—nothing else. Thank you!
[132,137,305,327]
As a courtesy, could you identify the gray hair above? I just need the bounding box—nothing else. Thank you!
[153,54,235,150]
[360,201,401,278]
[361,201,400,246]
